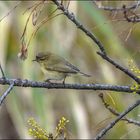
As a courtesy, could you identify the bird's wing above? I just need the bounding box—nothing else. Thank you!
[45,55,80,74]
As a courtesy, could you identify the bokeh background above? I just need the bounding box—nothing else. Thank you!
[0,1,140,139]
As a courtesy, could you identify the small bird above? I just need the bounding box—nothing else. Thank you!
[33,52,90,84]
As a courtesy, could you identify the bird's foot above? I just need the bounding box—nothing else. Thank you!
[62,80,65,85]
[62,77,66,85]
[44,79,52,83]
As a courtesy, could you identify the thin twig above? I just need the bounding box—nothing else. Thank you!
[21,1,43,40]
[0,1,21,22]
[99,93,140,127]
[0,82,14,106]
[0,77,136,93]
[27,8,61,48]
[93,0,140,11]
[95,98,140,140]
[125,25,134,42]
[97,52,140,84]
[23,1,43,15]
[0,64,5,78]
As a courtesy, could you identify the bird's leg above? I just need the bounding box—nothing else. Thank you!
[62,76,67,85]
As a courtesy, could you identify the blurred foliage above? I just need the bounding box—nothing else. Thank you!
[128,59,140,94]
[27,117,69,139]
[0,1,140,139]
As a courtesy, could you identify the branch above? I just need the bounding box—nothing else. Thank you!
[0,82,14,106]
[51,0,140,84]
[95,98,140,140]
[93,0,140,11]
[0,77,135,93]
[97,52,140,84]
[52,0,106,55]
[99,93,140,127]
[123,5,140,23]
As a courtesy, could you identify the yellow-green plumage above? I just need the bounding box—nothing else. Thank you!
[33,52,90,83]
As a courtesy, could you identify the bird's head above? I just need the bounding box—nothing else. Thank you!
[32,52,51,63]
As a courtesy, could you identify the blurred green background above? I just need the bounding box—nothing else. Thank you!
[0,1,140,139]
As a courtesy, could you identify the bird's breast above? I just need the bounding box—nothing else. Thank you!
[40,65,67,80]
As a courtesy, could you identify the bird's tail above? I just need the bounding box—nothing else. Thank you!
[79,71,91,77]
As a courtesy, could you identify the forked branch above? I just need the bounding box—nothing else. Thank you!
[99,93,140,127]
[95,97,140,139]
